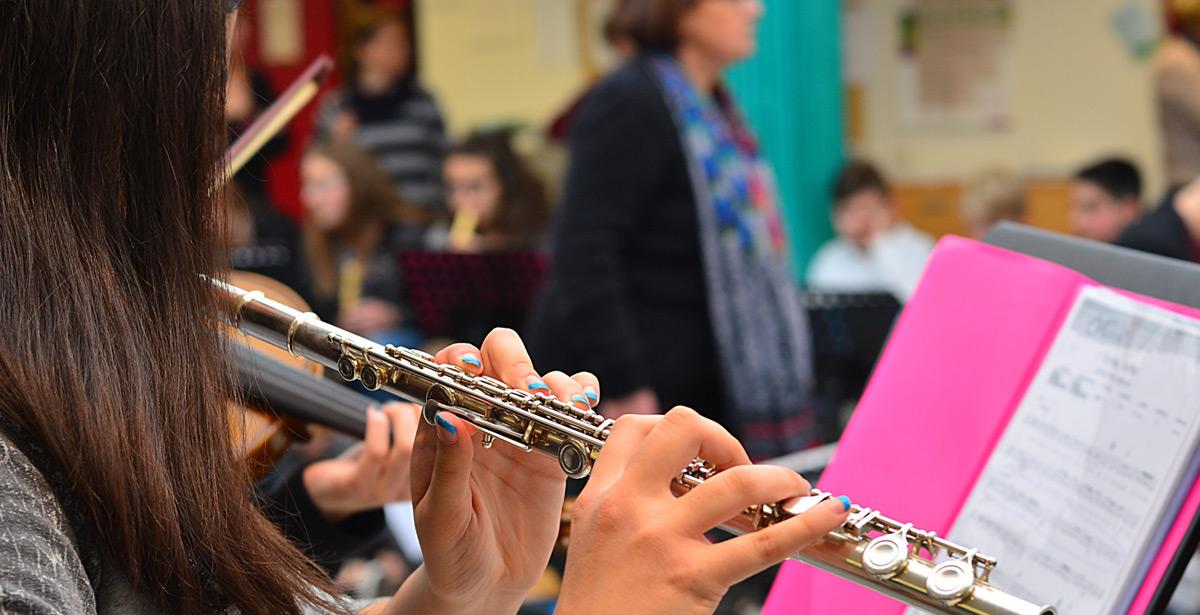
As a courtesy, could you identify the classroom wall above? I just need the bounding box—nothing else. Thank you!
[418,0,1167,200]
[849,0,1166,198]
[414,0,591,135]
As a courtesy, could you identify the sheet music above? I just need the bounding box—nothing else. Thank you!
[906,286,1200,614]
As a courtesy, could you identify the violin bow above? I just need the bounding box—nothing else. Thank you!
[224,54,334,179]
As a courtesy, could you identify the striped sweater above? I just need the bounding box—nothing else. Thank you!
[315,81,448,213]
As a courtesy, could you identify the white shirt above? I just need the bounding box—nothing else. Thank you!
[806,222,935,302]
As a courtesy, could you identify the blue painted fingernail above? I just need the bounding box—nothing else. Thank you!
[528,380,550,394]
[571,394,589,407]
[838,496,852,512]
[435,414,457,436]
[584,388,599,403]
[460,354,482,368]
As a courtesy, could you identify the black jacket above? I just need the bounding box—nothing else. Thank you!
[526,58,726,423]
[1117,189,1197,263]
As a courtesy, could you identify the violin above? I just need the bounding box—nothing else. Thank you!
[222,56,378,473]
[225,271,377,475]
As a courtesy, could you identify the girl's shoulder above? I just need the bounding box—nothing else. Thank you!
[0,431,97,613]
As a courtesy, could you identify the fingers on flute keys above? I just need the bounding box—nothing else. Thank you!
[677,464,811,534]
[709,497,850,585]
[478,328,546,394]
[628,407,752,490]
[435,334,602,413]
[569,371,601,409]
[582,406,850,587]
[436,342,485,375]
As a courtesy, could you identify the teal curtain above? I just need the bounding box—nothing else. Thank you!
[728,0,844,279]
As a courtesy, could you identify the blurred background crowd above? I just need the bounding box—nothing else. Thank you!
[227,0,1200,611]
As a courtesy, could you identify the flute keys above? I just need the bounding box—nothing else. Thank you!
[337,355,360,382]
[336,353,385,390]
[423,384,459,425]
[473,375,508,394]
[360,365,385,391]
[557,439,591,479]
[780,492,833,516]
[861,523,912,579]
[926,548,979,605]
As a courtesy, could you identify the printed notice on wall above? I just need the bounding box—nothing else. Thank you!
[906,287,1200,614]
[897,0,1013,130]
[258,0,304,66]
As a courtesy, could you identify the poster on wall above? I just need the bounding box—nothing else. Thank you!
[258,0,305,66]
[897,0,1014,131]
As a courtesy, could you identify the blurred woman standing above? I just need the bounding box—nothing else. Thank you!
[528,0,815,460]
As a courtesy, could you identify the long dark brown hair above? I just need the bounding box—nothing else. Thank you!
[302,142,406,301]
[0,2,339,613]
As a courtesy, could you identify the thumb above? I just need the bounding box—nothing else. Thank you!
[421,412,476,515]
[408,416,438,508]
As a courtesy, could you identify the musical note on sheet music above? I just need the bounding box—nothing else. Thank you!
[906,287,1200,615]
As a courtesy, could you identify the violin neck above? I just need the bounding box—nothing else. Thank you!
[232,343,370,439]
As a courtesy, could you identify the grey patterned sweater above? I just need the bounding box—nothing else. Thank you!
[0,431,372,614]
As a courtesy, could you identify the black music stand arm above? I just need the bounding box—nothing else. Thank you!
[1147,511,1200,614]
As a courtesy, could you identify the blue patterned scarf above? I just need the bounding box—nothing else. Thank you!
[652,57,815,459]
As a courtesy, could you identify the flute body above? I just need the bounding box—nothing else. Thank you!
[215,278,1055,615]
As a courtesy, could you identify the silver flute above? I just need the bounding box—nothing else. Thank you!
[216,278,1055,615]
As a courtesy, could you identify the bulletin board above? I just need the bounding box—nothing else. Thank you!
[896,0,1014,131]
